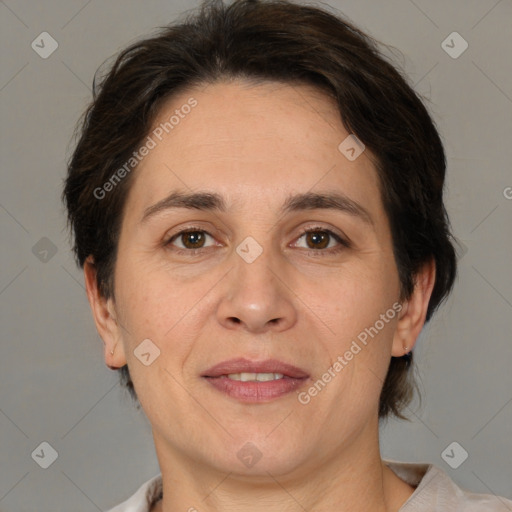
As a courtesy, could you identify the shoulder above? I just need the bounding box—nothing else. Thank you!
[104,474,162,512]
[104,465,511,511]
[384,459,512,511]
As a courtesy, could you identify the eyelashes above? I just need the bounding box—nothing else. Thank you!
[164,225,351,257]
[166,228,216,255]
[291,227,350,254]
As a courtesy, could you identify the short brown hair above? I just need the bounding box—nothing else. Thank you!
[63,0,457,419]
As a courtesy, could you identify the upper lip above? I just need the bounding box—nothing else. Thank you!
[202,358,309,379]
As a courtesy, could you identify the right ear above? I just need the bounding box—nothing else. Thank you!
[83,256,127,369]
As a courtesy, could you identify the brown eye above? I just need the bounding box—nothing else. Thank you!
[304,230,330,249]
[293,227,349,254]
[180,231,206,249]
[166,229,216,252]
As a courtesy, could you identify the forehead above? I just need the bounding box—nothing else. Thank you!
[125,80,382,219]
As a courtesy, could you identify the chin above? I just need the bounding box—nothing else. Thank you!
[211,431,308,477]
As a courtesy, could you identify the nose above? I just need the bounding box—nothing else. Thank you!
[216,248,298,334]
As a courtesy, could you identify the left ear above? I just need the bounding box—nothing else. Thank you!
[391,259,436,357]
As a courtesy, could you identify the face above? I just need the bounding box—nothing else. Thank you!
[95,80,410,477]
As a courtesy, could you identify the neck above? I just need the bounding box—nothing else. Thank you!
[152,417,414,512]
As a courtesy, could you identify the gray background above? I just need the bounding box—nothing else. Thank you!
[1,0,511,510]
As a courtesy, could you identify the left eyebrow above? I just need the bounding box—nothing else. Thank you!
[280,191,374,227]
[140,189,374,227]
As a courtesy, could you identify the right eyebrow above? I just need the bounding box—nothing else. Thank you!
[140,191,227,224]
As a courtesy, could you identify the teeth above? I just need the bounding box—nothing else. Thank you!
[227,372,285,382]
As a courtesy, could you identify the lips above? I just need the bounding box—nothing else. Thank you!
[202,358,310,402]
[202,357,310,379]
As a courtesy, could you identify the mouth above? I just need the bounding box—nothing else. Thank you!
[202,358,310,402]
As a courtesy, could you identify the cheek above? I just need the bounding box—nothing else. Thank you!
[115,274,198,413]
[313,265,400,377]
[115,253,176,324]
[115,260,211,366]
[325,266,398,325]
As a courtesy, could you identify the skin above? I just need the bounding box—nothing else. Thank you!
[85,80,435,511]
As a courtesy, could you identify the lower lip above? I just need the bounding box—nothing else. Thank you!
[204,375,308,402]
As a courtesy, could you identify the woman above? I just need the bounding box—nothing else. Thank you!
[63,0,511,510]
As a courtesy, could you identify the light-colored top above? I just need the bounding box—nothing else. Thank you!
[105,459,512,511]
